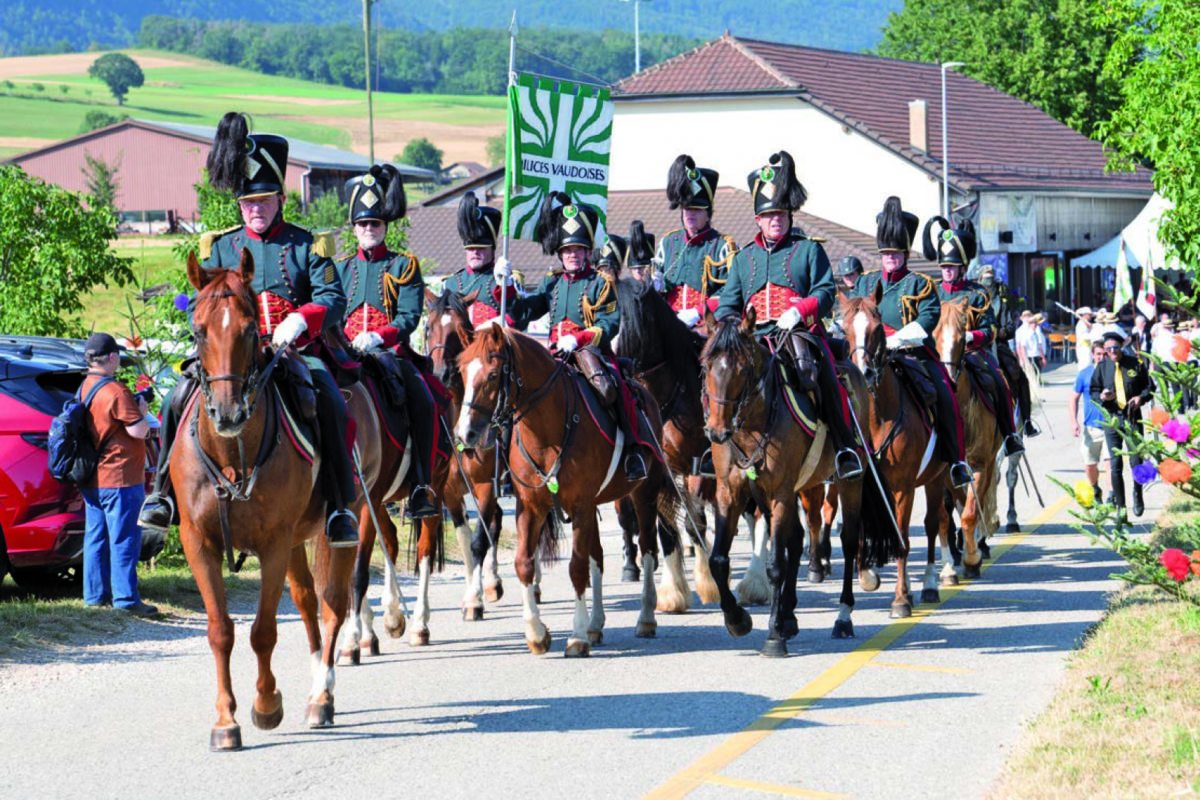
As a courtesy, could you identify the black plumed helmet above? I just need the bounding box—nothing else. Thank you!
[875,195,919,253]
[627,220,656,267]
[666,154,718,211]
[457,192,503,249]
[207,111,289,198]
[345,163,407,223]
[534,191,571,255]
[746,150,807,214]
[595,234,629,274]
[922,215,978,268]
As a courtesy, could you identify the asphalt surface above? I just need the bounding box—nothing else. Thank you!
[1,361,1165,800]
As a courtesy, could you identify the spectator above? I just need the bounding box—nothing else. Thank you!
[1090,330,1152,519]
[79,333,157,617]
[1071,341,1107,501]
[1016,309,1048,389]
[1132,313,1151,354]
[1073,306,1094,367]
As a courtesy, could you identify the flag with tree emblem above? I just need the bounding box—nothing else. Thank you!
[504,73,613,242]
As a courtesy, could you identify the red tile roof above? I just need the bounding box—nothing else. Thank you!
[615,35,1152,195]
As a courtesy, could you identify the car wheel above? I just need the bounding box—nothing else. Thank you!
[9,563,83,595]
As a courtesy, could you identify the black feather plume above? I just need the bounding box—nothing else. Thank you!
[535,191,571,255]
[922,215,951,262]
[628,220,655,265]
[666,154,696,209]
[955,218,978,262]
[375,163,407,221]
[207,111,250,194]
[457,192,482,243]
[771,151,808,210]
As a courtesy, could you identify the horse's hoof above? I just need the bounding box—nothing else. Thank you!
[251,690,283,731]
[621,565,641,583]
[384,614,406,639]
[306,700,334,729]
[920,588,941,603]
[952,554,963,567]
[778,617,799,640]
[484,583,504,604]
[533,587,542,604]
[339,647,360,666]
[527,628,552,655]
[831,619,855,639]
[587,629,604,646]
[564,639,591,658]
[635,621,657,638]
[807,567,825,584]
[363,636,380,657]
[858,568,881,592]
[890,602,912,619]
[823,560,833,577]
[1006,522,1021,534]
[761,638,789,658]
[463,605,484,622]
[964,562,982,579]
[940,572,960,587]
[409,629,430,647]
[209,724,242,752]
[724,607,753,638]
[979,541,992,560]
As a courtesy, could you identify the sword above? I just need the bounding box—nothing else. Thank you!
[639,413,709,557]
[844,394,907,550]
[351,443,410,618]
[1020,450,1046,507]
[441,415,499,551]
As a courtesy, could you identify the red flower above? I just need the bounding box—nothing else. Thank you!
[1159,459,1193,484]
[135,374,153,391]
[1149,407,1171,428]
[1160,549,1191,582]
[1191,550,1200,578]
[1173,335,1192,362]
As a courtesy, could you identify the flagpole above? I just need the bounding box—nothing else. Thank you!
[495,10,517,498]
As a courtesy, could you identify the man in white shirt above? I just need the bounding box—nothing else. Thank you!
[1074,306,1094,366]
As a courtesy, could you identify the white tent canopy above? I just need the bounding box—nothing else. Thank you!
[1073,193,1181,270]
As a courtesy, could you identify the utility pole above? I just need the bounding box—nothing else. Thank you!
[363,0,375,164]
[620,0,651,73]
[940,61,965,218]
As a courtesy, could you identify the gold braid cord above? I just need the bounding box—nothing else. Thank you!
[382,252,420,321]
[582,273,617,329]
[900,274,935,325]
[700,235,736,299]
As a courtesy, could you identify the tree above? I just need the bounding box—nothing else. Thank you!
[79,110,127,133]
[0,165,133,337]
[1100,0,1200,268]
[87,52,144,106]
[877,0,1122,137]
[399,137,444,173]
[82,152,121,212]
[485,134,505,168]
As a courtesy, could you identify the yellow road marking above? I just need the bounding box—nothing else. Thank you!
[868,660,975,674]
[962,594,1045,605]
[642,492,1073,800]
[704,774,850,799]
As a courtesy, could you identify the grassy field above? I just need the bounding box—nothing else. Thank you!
[81,238,185,336]
[992,493,1200,798]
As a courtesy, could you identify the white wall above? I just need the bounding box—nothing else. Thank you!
[611,96,943,236]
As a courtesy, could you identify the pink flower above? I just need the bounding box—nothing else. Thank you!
[1160,549,1191,582]
[1161,418,1192,444]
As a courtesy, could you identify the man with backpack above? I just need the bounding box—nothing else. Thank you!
[77,333,157,616]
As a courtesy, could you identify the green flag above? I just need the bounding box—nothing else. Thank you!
[1113,236,1133,311]
[504,73,613,242]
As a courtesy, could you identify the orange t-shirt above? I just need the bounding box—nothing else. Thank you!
[80,374,147,489]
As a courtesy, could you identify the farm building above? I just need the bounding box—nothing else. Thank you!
[4,118,435,233]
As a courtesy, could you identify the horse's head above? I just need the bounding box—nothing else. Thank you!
[701,307,764,444]
[840,285,886,384]
[934,299,969,378]
[187,249,260,436]
[453,321,509,449]
[424,287,476,392]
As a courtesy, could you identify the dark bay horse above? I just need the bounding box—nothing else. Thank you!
[701,308,900,655]
[455,325,684,656]
[176,251,356,749]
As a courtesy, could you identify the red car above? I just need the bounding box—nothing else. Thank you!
[0,336,158,592]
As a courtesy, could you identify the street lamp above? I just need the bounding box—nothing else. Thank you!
[619,0,651,73]
[940,61,965,219]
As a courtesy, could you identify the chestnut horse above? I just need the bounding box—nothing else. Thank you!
[176,251,356,749]
[933,300,1002,580]
[701,308,900,655]
[455,325,684,656]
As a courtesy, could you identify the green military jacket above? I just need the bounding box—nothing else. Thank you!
[200,220,345,347]
[851,268,941,349]
[988,281,1019,343]
[936,278,996,349]
[335,244,424,349]
[443,264,528,330]
[716,232,835,336]
[654,227,736,314]
[508,267,618,351]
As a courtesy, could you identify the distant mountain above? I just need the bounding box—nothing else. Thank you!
[1,1,902,56]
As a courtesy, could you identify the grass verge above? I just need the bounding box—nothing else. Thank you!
[991,492,1200,798]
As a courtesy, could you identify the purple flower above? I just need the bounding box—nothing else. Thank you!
[1188,448,1200,460]
[174,293,190,312]
[1162,418,1192,444]
[1132,462,1159,485]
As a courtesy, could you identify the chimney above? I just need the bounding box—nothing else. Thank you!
[908,99,928,153]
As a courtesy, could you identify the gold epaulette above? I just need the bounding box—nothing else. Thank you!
[582,273,617,328]
[199,225,241,260]
[312,231,337,259]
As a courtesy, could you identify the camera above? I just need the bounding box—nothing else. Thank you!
[135,386,155,404]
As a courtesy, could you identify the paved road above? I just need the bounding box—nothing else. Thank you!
[1,363,1164,800]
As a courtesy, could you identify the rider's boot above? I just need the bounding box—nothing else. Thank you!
[312,369,360,548]
[398,360,439,520]
[923,355,973,489]
[139,376,196,531]
[806,334,863,481]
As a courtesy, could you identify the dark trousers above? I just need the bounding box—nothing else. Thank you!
[997,343,1032,423]
[977,350,1018,438]
[808,335,859,452]
[916,349,967,462]
[397,357,436,484]
[1104,421,1143,509]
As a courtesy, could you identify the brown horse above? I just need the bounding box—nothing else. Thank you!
[839,290,953,612]
[176,251,356,749]
[454,325,684,656]
[701,308,900,655]
[932,300,1002,580]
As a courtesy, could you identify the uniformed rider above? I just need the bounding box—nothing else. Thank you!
[337,164,439,519]
[442,194,525,329]
[139,111,359,546]
[625,221,656,284]
[654,154,735,329]
[850,196,973,488]
[980,264,1040,437]
[714,150,863,481]
[499,191,648,482]
[836,256,864,294]
[926,216,1024,458]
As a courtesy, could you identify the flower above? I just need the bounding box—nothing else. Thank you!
[1132,462,1158,485]
[1160,549,1191,582]
[134,374,152,391]
[1172,334,1192,362]
[1149,407,1171,428]
[174,293,191,312]
[1159,458,1193,484]
[1161,418,1192,443]
[1189,448,1200,460]
[1192,551,1200,578]
[1073,480,1095,508]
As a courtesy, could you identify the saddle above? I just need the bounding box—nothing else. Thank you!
[777,330,821,393]
[569,348,663,462]
[360,350,411,451]
[888,353,938,431]
[320,328,363,388]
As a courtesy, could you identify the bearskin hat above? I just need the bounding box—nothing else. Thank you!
[595,234,629,274]
[457,192,502,249]
[746,151,807,214]
[535,191,599,255]
[346,163,407,224]
[922,215,978,268]
[206,111,289,199]
[875,196,919,254]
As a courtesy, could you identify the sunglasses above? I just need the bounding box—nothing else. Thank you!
[1104,345,1121,352]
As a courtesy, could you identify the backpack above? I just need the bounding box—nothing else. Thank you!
[47,376,115,485]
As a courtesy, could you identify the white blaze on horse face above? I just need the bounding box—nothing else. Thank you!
[441,313,452,328]
[941,323,956,365]
[851,311,869,372]
[222,306,230,330]
[456,358,484,441]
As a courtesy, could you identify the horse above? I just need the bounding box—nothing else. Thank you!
[932,300,1003,579]
[839,290,955,609]
[424,288,532,619]
[175,250,356,749]
[454,324,685,656]
[700,308,900,656]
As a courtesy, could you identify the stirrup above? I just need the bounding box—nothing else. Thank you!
[834,449,863,480]
[1003,434,1025,458]
[497,470,515,498]
[695,449,716,479]
[624,452,648,482]
[1023,418,1041,437]
[405,485,440,520]
[950,461,973,489]
[138,493,175,532]
[326,509,360,549]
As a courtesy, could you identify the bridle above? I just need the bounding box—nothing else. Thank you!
[704,345,778,469]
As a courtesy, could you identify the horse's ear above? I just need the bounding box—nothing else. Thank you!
[484,322,506,346]
[454,318,474,345]
[462,289,480,307]
[873,278,884,307]
[740,305,757,335]
[701,307,718,337]
[238,247,255,289]
[424,287,438,309]
[186,251,210,291]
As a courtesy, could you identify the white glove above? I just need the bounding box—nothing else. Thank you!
[272,312,308,349]
[776,307,802,331]
[557,334,579,353]
[676,308,702,327]
[885,321,927,350]
[352,331,385,352]
[652,273,665,292]
[494,256,514,286]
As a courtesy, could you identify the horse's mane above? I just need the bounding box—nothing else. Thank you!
[840,294,881,320]
[702,317,759,364]
[194,268,257,317]
[615,278,703,398]
[431,288,471,321]
[460,325,553,369]
[938,299,969,331]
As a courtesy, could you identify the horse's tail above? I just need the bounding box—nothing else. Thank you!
[404,510,446,574]
[654,470,686,557]
[539,511,563,566]
[858,457,903,569]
